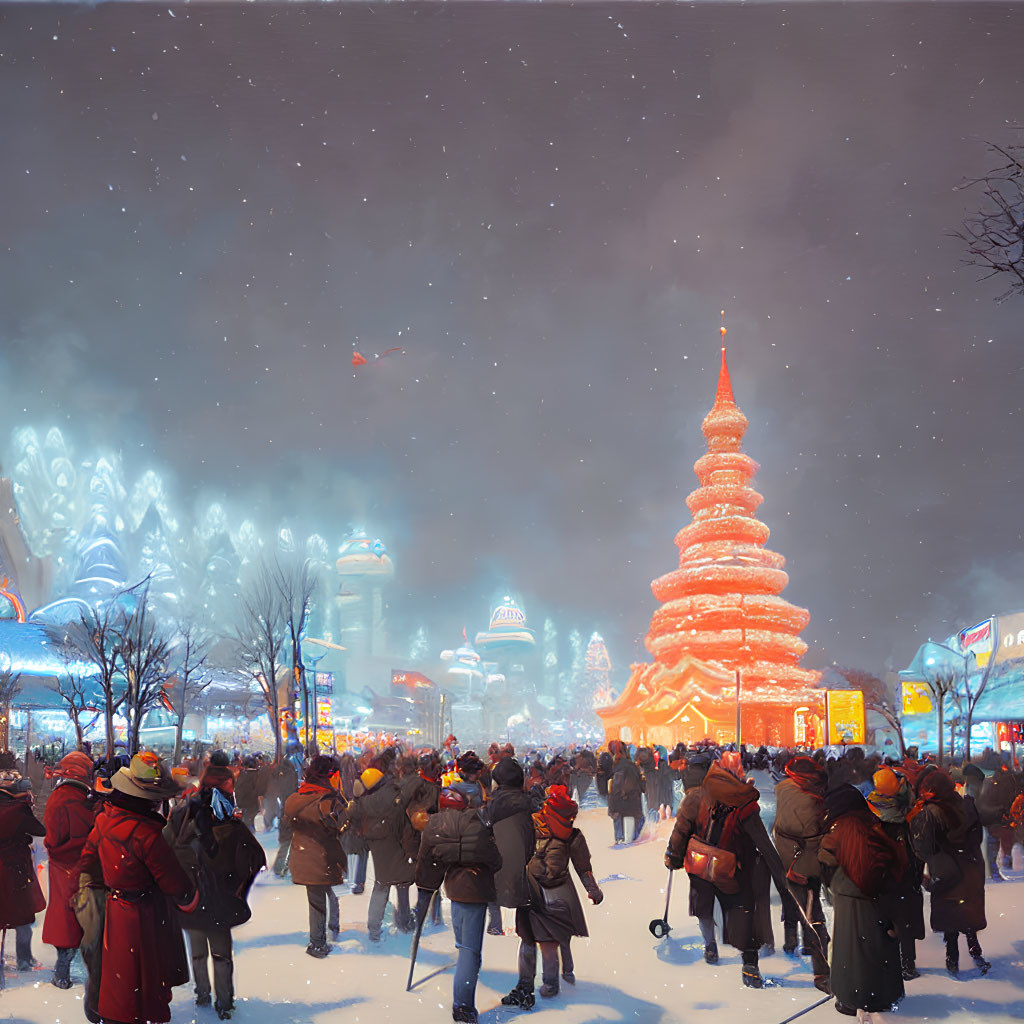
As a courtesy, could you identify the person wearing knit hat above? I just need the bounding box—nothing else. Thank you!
[415,777,503,1023]
[481,756,535,970]
[772,754,830,988]
[280,754,348,958]
[73,751,197,1024]
[504,784,603,1005]
[165,750,266,1018]
[866,766,925,980]
[349,759,417,941]
[42,750,102,989]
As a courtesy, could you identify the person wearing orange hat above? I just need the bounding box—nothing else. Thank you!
[867,766,925,981]
[42,751,102,990]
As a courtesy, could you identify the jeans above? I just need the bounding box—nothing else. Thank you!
[349,850,368,887]
[451,901,487,1012]
[16,924,33,965]
[368,879,412,936]
[307,884,337,946]
[273,836,292,876]
[187,927,234,1010]
[612,815,642,843]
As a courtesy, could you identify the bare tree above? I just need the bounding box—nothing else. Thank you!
[116,583,173,756]
[922,670,961,769]
[834,666,906,756]
[165,620,213,764]
[55,636,95,751]
[77,599,129,773]
[954,137,1024,301]
[270,555,319,754]
[234,558,287,761]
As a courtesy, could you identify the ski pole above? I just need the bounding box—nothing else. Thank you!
[406,889,437,992]
[775,993,831,1024]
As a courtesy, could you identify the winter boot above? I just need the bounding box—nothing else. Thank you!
[501,985,536,1009]
[538,942,560,998]
[966,930,991,974]
[945,933,960,977]
[814,974,831,994]
[741,950,764,989]
[783,921,799,955]
[698,918,719,964]
[52,948,74,990]
[305,942,331,959]
[452,1006,479,1023]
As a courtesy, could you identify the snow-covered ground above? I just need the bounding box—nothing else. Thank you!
[4,776,1024,1024]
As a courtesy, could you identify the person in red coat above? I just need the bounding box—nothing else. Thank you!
[43,751,102,989]
[0,752,46,979]
[76,752,197,1024]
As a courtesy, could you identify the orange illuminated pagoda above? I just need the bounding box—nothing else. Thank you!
[597,338,824,748]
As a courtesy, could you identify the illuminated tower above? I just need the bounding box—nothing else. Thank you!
[647,345,818,690]
[598,333,821,747]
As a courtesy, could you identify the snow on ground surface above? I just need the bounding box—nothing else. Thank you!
[4,771,1024,1024]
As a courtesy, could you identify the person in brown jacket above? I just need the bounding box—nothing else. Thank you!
[280,755,348,958]
[665,751,795,989]
[415,787,503,1024]
[503,784,603,1008]
[772,755,830,988]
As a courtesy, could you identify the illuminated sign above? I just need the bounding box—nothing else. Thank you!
[902,681,934,715]
[317,699,332,728]
[826,690,865,745]
[315,672,334,694]
[959,618,994,667]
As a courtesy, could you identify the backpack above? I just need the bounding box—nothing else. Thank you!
[684,797,756,894]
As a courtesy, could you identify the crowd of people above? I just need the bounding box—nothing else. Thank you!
[0,736,1020,1024]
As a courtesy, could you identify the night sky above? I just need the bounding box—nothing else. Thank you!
[0,2,1021,678]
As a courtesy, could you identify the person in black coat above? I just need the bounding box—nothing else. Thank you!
[595,749,614,803]
[350,767,416,940]
[481,758,535,950]
[607,743,643,843]
[165,752,266,1019]
[909,769,989,975]
[819,785,906,1016]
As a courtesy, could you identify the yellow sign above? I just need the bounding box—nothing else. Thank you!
[317,699,332,729]
[826,690,865,745]
[901,681,934,715]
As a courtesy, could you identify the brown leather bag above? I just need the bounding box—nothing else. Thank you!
[684,836,740,894]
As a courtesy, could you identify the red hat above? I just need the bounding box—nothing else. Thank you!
[543,784,578,820]
[439,787,468,810]
[56,751,94,784]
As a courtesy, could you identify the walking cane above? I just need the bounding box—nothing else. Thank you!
[406,889,437,991]
[648,869,674,938]
[0,927,6,990]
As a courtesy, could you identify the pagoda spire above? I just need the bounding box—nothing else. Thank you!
[714,311,735,406]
